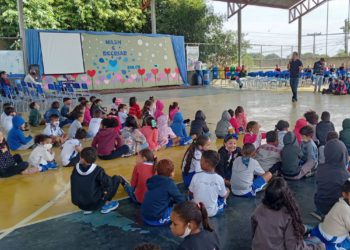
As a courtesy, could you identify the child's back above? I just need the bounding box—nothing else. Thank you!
[88,117,102,137]
[301,139,318,163]
[281,132,302,177]
[190,111,209,137]
[340,118,350,150]
[316,120,335,146]
[7,116,32,151]
[171,112,187,138]
[61,138,81,167]
[29,107,41,127]
[140,126,158,151]
[131,162,154,203]
[215,111,231,138]
[68,119,82,139]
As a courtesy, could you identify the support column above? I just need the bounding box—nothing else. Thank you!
[17,0,27,73]
[151,0,156,34]
[237,9,242,66]
[298,17,302,56]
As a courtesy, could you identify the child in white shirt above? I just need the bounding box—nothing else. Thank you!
[118,104,128,126]
[189,150,229,217]
[68,112,84,139]
[88,110,103,138]
[28,134,57,172]
[1,106,16,133]
[42,114,67,146]
[61,128,86,167]
[231,143,272,197]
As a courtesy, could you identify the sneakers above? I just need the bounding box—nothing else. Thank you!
[83,210,93,215]
[100,200,119,214]
[47,162,58,170]
[120,176,137,203]
[121,153,133,158]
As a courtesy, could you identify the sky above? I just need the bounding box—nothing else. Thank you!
[209,0,350,56]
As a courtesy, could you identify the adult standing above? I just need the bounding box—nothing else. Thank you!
[287,52,303,102]
[24,69,41,85]
[194,60,203,85]
[313,58,325,93]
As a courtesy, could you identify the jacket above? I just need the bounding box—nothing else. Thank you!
[229,117,240,134]
[281,132,302,177]
[121,127,148,154]
[84,107,92,125]
[28,144,55,168]
[29,108,41,127]
[216,146,241,181]
[316,120,335,146]
[7,116,32,150]
[154,100,165,120]
[215,111,231,138]
[129,103,142,119]
[340,118,350,149]
[141,175,185,220]
[255,143,281,171]
[140,126,159,151]
[157,115,176,146]
[171,112,188,138]
[293,118,308,145]
[235,112,247,130]
[44,108,61,123]
[0,149,16,170]
[315,139,350,215]
[71,163,119,211]
[131,162,154,203]
[252,204,324,250]
[92,127,123,156]
[190,111,209,137]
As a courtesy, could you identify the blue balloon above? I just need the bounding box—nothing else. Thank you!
[122,70,127,75]
[107,74,112,79]
[123,57,128,63]
[99,58,105,63]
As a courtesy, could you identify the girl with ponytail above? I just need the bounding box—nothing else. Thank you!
[130,149,157,204]
[171,201,221,249]
[181,135,210,187]
[251,177,325,250]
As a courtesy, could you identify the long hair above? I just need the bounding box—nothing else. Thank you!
[142,100,152,117]
[173,201,213,232]
[262,177,305,240]
[138,148,157,174]
[182,135,209,175]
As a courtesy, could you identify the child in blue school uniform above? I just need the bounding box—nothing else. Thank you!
[141,159,185,226]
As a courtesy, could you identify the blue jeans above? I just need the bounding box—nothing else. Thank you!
[143,207,172,226]
[290,78,299,101]
[314,75,324,92]
[98,145,130,160]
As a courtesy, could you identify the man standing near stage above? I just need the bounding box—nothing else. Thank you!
[287,52,303,102]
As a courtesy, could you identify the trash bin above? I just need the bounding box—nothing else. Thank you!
[203,70,211,85]
[219,66,225,79]
[212,66,219,79]
[196,72,203,85]
[230,65,236,80]
[225,67,231,79]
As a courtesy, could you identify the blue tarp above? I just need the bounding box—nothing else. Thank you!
[25,29,188,84]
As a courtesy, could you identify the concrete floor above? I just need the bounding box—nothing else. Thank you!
[0,86,348,249]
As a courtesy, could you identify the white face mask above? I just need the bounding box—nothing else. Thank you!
[179,225,191,239]
[123,110,128,114]
[53,121,60,127]
[44,144,52,150]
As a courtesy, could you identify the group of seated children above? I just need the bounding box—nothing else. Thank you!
[322,76,350,95]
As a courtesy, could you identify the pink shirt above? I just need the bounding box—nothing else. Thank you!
[140,126,159,151]
[236,113,247,130]
[229,117,240,134]
[169,107,179,121]
[84,107,92,125]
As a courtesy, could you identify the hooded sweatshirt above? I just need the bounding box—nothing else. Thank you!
[314,139,350,215]
[215,111,232,138]
[154,100,165,120]
[7,116,33,150]
[293,118,308,145]
[92,127,123,156]
[141,175,185,220]
[281,132,302,177]
[171,112,188,138]
[190,111,209,137]
[340,118,350,149]
[316,120,335,146]
[71,163,119,211]
[157,115,176,146]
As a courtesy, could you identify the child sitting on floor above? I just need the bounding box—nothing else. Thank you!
[61,128,87,167]
[117,104,128,127]
[141,100,152,123]
[182,135,210,187]
[154,100,165,120]
[111,97,122,111]
[92,118,130,160]
[44,101,61,124]
[170,112,192,146]
[42,114,67,147]
[68,112,84,139]
[168,102,179,122]
[189,110,210,138]
[316,111,335,147]
[130,149,156,204]
[314,138,350,218]
[140,116,160,151]
[170,201,221,249]
[275,120,289,150]
[28,134,57,172]
[243,121,266,149]
[71,147,129,214]
[230,143,272,197]
[189,150,230,217]
[28,102,42,127]
[311,180,350,250]
[293,118,308,145]
[141,159,185,226]
[299,125,318,177]
[216,134,241,187]
[339,118,350,154]
[228,109,240,134]
[318,131,339,164]
[82,100,92,126]
[7,115,34,151]
[215,110,232,139]
[1,106,15,133]
[304,110,319,145]
[252,177,325,250]
[129,96,142,119]
[255,131,281,172]
[87,110,103,138]
[121,116,148,155]
[0,131,34,177]
[281,132,303,178]
[157,115,178,147]
[335,80,347,95]
[90,99,106,116]
[235,106,247,132]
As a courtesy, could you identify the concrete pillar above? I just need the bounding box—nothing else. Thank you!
[237,9,242,66]
[151,0,156,34]
[17,0,28,73]
[298,17,302,57]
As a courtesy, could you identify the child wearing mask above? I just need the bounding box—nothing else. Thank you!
[28,134,57,171]
[170,201,221,249]
[189,150,230,217]
[61,128,87,167]
[42,114,67,146]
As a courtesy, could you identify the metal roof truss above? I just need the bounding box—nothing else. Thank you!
[289,0,328,23]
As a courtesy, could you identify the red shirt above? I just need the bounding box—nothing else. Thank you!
[229,117,240,134]
[140,126,159,151]
[129,104,142,119]
[131,162,154,203]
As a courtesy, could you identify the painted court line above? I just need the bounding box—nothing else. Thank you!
[0,183,70,240]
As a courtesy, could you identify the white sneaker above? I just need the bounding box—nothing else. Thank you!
[83,210,93,215]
